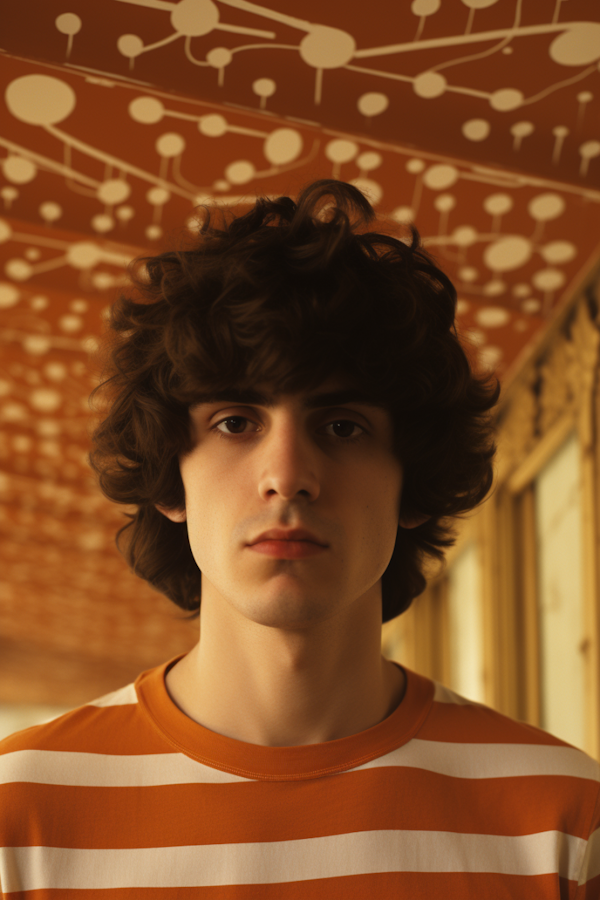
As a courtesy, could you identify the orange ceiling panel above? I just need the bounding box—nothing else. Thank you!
[2,0,600,696]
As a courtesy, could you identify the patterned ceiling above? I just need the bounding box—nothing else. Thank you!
[2,0,600,703]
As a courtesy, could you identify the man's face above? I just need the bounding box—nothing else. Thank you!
[161,376,404,630]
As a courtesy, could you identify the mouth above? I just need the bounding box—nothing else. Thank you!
[247,539,327,559]
[249,527,327,546]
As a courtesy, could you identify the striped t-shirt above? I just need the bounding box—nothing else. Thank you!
[1,653,599,898]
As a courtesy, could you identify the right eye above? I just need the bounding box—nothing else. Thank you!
[213,416,258,438]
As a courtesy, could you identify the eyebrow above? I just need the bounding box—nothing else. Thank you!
[190,388,389,411]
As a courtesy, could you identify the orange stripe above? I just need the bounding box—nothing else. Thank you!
[0,871,579,899]
[2,768,596,848]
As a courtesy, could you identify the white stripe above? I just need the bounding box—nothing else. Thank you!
[0,830,585,892]
[2,738,598,787]
[434,682,483,705]
[578,826,600,885]
[0,749,251,786]
[23,684,139,729]
[87,683,138,707]
[351,739,600,782]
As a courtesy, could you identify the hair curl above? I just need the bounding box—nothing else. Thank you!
[88,178,500,624]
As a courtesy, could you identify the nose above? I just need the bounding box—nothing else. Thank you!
[256,414,321,502]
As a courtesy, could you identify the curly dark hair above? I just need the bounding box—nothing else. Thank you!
[88,178,500,625]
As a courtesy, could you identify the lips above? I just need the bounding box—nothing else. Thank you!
[249,528,327,547]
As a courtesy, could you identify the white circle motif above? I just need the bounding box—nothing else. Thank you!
[66,242,103,269]
[423,164,459,190]
[462,0,500,7]
[56,13,82,34]
[483,193,513,216]
[206,47,232,68]
[434,194,456,212]
[528,193,565,221]
[5,74,76,125]
[357,152,382,171]
[23,334,52,356]
[325,139,359,164]
[24,336,51,355]
[475,306,510,328]
[540,241,576,264]
[357,93,389,116]
[299,26,356,68]
[129,97,164,124]
[532,268,565,291]
[580,140,600,159]
[484,236,532,272]
[0,219,12,244]
[225,160,255,184]
[349,178,382,205]
[550,23,600,66]
[117,34,144,58]
[462,119,490,141]
[253,78,276,98]
[3,157,36,184]
[0,283,20,308]
[156,133,185,157]
[406,158,425,174]
[30,388,62,413]
[58,315,83,333]
[391,206,414,224]
[98,179,131,205]
[171,0,219,37]
[147,187,171,205]
[44,362,68,380]
[483,280,506,296]
[489,89,523,111]
[199,114,227,137]
[264,128,303,165]
[411,0,441,14]
[511,121,534,138]
[452,226,478,246]
[5,259,32,281]
[116,205,134,221]
[39,202,62,222]
[91,214,115,233]
[413,71,446,98]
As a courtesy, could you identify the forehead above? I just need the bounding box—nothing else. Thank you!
[190,376,391,413]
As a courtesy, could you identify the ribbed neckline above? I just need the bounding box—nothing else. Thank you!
[135,653,435,781]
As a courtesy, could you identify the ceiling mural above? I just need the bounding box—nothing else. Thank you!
[2,0,600,702]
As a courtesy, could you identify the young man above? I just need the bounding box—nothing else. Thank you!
[1,179,599,898]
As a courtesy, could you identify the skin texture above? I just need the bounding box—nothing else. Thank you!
[156,375,429,747]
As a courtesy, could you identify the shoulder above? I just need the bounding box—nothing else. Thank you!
[416,679,600,784]
[0,682,139,782]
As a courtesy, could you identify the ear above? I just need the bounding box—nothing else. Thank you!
[398,511,431,529]
[155,504,187,523]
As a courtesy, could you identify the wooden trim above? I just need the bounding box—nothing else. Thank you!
[436,578,451,687]
[494,256,600,420]
[413,585,435,681]
[580,384,600,758]
[506,410,576,495]
[491,488,520,719]
[515,484,541,727]
[477,496,499,710]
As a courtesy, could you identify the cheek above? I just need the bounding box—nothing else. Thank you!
[180,459,243,559]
